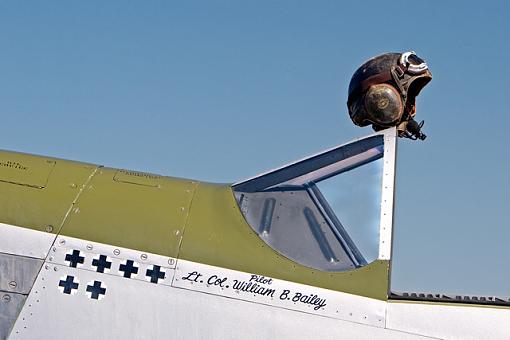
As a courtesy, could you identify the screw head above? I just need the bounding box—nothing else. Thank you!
[86,244,93,251]
[168,259,175,266]
[8,281,17,289]
[45,225,53,233]
[53,267,58,271]
[140,254,148,261]
[113,249,120,256]
[2,294,11,302]
[59,239,66,245]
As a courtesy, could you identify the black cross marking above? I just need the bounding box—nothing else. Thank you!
[92,255,112,273]
[119,260,139,278]
[146,265,165,284]
[59,275,79,294]
[65,249,85,268]
[86,281,106,300]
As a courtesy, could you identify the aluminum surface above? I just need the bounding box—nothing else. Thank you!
[0,223,56,259]
[0,292,26,340]
[10,263,430,340]
[0,253,43,294]
[386,300,510,340]
[173,259,386,327]
[378,128,397,260]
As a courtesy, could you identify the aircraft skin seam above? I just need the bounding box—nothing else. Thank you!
[55,165,102,236]
[6,166,103,337]
[173,181,200,262]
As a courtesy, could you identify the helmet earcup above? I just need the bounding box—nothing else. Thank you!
[364,84,404,126]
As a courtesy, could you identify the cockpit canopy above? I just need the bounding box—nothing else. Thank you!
[233,129,396,272]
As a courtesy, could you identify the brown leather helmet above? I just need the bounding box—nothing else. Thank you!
[347,52,432,139]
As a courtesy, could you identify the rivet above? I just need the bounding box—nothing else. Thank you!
[2,294,11,302]
[53,267,58,271]
[59,239,66,245]
[113,249,120,256]
[8,281,17,289]
[168,259,175,266]
[86,244,93,251]
[45,225,53,233]
[140,254,148,261]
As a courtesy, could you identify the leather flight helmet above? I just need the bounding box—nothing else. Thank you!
[347,52,432,138]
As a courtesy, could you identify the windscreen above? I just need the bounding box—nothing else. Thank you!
[234,135,385,272]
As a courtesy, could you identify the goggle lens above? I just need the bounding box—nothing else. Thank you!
[407,54,425,66]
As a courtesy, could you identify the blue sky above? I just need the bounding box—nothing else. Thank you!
[1,1,509,296]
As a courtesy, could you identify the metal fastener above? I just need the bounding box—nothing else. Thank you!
[113,249,120,256]
[59,239,66,245]
[168,259,175,266]
[45,265,49,270]
[140,254,148,261]
[9,281,17,289]
[2,294,11,303]
[86,244,93,251]
[48,256,54,261]
[53,267,58,271]
[45,225,53,233]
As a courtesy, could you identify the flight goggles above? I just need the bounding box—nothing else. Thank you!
[395,51,429,76]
